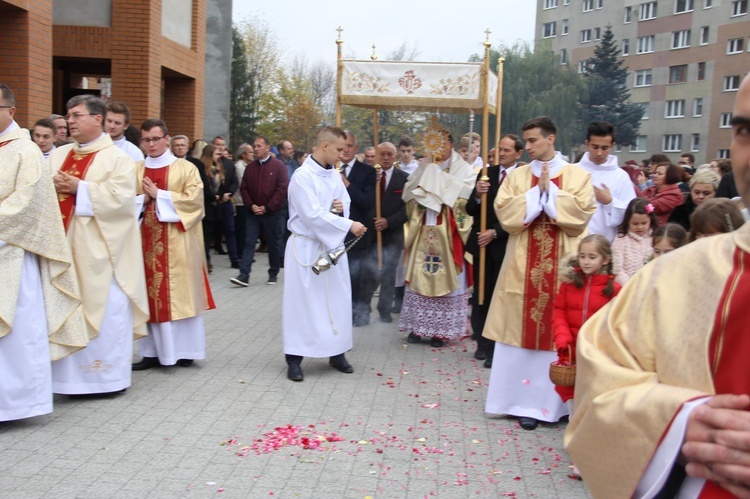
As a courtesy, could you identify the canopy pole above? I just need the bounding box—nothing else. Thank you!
[478,32,492,306]
[335,26,343,127]
[373,107,382,270]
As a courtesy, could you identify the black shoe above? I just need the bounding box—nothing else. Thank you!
[208,263,213,274]
[176,359,194,367]
[430,338,444,348]
[329,355,353,373]
[230,275,249,287]
[519,417,538,430]
[214,247,227,255]
[483,357,493,369]
[407,332,422,343]
[379,313,392,323]
[474,348,487,361]
[288,364,304,381]
[132,357,161,371]
[267,275,278,285]
[231,261,240,269]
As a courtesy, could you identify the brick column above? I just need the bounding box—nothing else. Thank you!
[0,1,53,127]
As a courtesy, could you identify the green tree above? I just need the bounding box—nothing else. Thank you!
[581,25,643,146]
[229,27,255,150]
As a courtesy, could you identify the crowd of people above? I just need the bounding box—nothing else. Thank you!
[2,72,750,497]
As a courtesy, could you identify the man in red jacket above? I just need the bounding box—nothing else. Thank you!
[230,136,289,287]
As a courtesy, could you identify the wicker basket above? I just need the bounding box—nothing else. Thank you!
[549,345,576,387]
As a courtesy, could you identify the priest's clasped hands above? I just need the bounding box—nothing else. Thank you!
[142,177,159,203]
[53,171,80,195]
[682,393,750,497]
[538,162,550,194]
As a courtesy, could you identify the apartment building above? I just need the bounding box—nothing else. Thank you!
[535,0,750,163]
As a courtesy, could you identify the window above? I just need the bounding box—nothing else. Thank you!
[635,69,653,86]
[675,0,694,13]
[583,0,594,11]
[622,38,630,55]
[614,144,622,153]
[543,22,557,37]
[562,19,569,35]
[564,0,571,4]
[625,6,633,22]
[581,29,592,42]
[724,75,741,91]
[544,0,559,8]
[693,98,703,116]
[663,134,682,152]
[720,113,733,127]
[637,35,655,53]
[561,48,568,64]
[578,61,588,73]
[704,0,712,7]
[731,0,748,16]
[672,30,691,49]
[594,27,602,40]
[597,0,604,8]
[691,134,700,152]
[640,2,658,19]
[631,135,648,152]
[728,38,744,54]
[700,26,709,45]
[665,99,686,118]
[697,62,706,81]
[718,149,730,159]
[669,64,688,83]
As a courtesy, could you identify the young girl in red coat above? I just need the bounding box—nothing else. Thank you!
[553,234,622,478]
[553,234,622,404]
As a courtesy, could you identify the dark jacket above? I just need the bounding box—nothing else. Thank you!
[240,156,289,213]
[344,159,376,246]
[220,157,239,198]
[379,167,409,248]
[667,192,696,230]
[465,165,510,263]
[716,171,739,199]
[185,155,212,211]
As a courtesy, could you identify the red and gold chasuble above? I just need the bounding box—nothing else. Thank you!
[142,167,179,323]
[0,140,12,148]
[701,247,750,498]
[521,176,562,350]
[57,149,98,232]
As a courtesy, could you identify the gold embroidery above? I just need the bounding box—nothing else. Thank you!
[527,219,555,349]
[143,209,165,313]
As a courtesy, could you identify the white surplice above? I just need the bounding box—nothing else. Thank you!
[576,152,636,242]
[0,247,52,421]
[283,157,353,358]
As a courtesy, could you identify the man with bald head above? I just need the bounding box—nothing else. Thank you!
[339,131,376,326]
[566,73,750,498]
[359,142,409,323]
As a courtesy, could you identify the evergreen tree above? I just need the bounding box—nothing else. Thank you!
[581,25,643,146]
[229,27,256,150]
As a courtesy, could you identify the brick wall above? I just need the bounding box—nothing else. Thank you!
[0,1,53,127]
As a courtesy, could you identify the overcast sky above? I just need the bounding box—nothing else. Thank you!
[232,1,537,65]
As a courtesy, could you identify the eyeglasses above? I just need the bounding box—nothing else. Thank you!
[0,105,13,109]
[65,113,96,121]
[141,136,166,144]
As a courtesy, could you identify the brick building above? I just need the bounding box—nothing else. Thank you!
[535,0,750,164]
[0,0,231,140]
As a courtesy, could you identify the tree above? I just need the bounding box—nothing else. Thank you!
[580,25,644,146]
[229,27,255,150]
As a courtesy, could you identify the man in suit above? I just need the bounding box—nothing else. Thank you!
[465,134,523,367]
[361,142,409,324]
[339,131,377,326]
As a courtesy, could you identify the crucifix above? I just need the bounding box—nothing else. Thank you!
[484,28,492,43]
[336,26,343,40]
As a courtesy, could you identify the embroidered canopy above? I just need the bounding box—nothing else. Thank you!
[339,60,499,114]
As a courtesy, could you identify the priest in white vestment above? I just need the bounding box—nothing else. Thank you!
[282,127,367,382]
[575,121,636,242]
[0,85,87,420]
[566,72,750,499]
[49,95,149,395]
[132,119,215,370]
